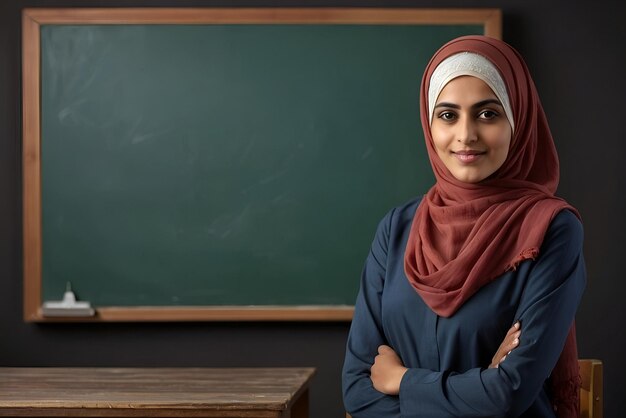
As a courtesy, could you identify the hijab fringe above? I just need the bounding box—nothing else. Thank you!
[505,247,539,272]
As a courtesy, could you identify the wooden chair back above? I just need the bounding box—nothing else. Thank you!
[579,358,603,418]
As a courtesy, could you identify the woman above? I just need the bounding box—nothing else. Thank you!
[342,35,586,417]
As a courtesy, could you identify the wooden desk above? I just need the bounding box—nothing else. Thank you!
[0,367,315,417]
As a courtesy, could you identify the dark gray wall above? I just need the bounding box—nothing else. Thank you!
[1,1,624,417]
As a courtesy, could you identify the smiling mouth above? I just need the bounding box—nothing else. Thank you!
[452,151,486,163]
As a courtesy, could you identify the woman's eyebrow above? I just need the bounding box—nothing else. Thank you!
[434,102,461,109]
[434,98,503,109]
[472,99,503,109]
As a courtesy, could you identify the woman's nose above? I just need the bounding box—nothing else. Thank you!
[456,117,478,143]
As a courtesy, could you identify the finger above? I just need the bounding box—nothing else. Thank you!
[378,345,391,354]
[502,334,520,353]
[491,324,522,368]
[493,332,521,363]
[502,330,521,348]
[504,321,521,338]
[500,334,521,357]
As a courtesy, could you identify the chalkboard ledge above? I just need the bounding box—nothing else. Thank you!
[29,306,355,322]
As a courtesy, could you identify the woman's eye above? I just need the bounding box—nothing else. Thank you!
[439,111,456,121]
[479,110,498,120]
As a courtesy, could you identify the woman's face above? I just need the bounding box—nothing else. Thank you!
[430,76,512,183]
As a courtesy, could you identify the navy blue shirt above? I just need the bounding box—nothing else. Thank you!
[342,196,586,417]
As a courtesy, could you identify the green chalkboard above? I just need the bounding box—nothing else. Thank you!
[23,8,500,320]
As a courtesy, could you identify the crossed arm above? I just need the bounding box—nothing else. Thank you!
[342,209,586,417]
[371,322,522,395]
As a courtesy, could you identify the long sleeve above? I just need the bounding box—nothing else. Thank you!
[343,210,402,417]
[342,200,586,418]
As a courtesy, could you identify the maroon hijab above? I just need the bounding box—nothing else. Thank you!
[404,35,580,416]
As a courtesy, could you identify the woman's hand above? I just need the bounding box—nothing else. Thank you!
[489,321,521,368]
[370,345,408,395]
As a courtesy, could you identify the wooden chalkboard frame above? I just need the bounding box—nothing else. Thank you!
[22,7,501,322]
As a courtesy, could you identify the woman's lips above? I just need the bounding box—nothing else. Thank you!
[452,150,486,163]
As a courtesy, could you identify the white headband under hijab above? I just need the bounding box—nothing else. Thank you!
[428,52,515,132]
